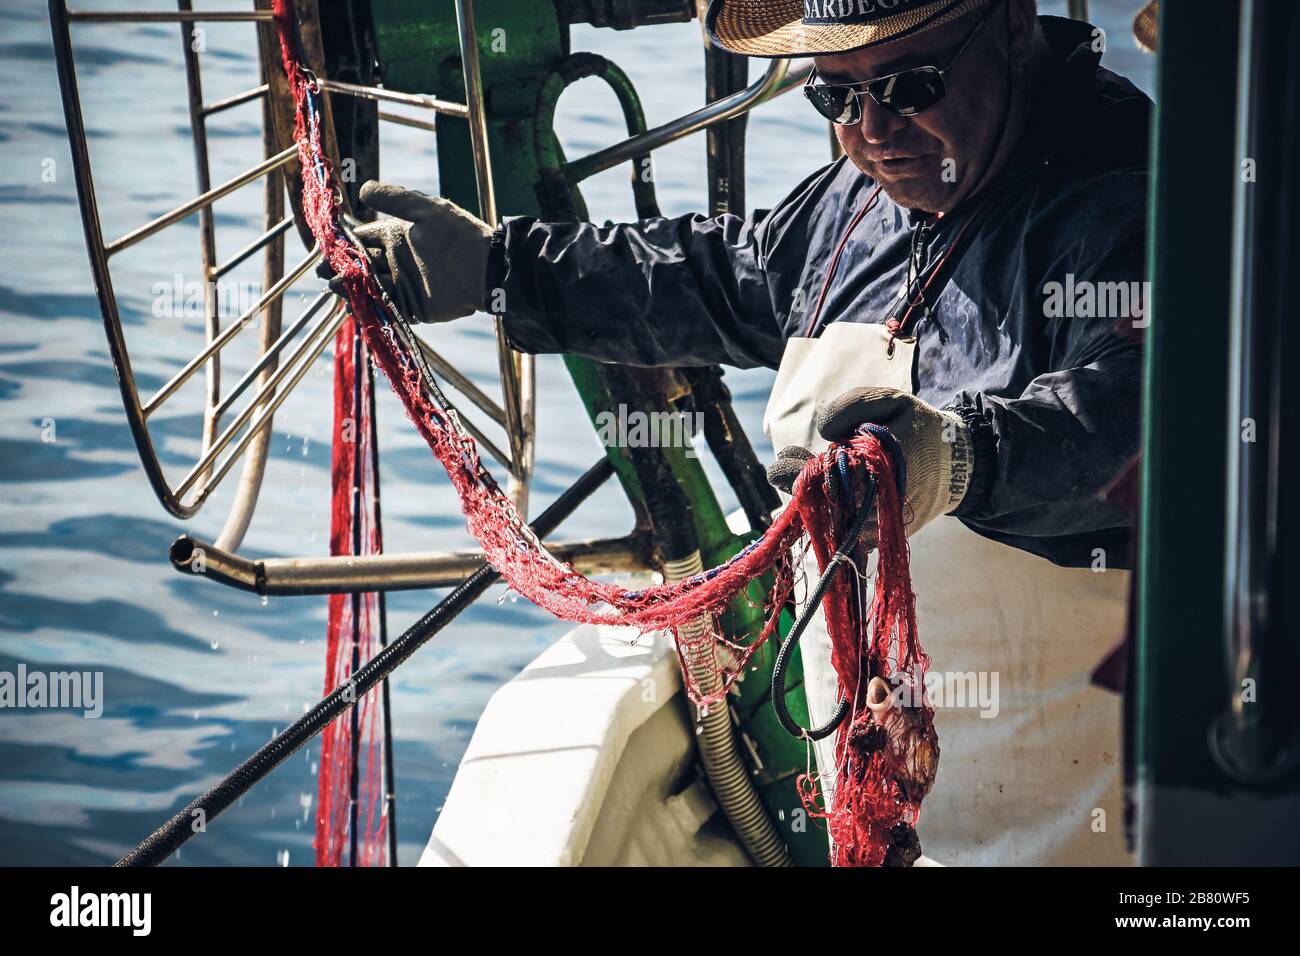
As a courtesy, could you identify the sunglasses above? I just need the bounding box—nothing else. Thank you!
[803,0,1000,122]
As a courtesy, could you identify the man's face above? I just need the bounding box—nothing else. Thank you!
[815,3,1026,213]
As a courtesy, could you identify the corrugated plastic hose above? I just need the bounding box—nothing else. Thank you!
[662,553,793,867]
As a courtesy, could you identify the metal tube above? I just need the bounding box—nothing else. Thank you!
[174,299,342,499]
[51,0,181,514]
[317,78,468,118]
[67,9,274,21]
[213,216,294,278]
[170,531,651,594]
[202,83,269,117]
[377,111,437,133]
[452,0,497,226]
[215,91,288,553]
[181,305,346,511]
[449,409,513,474]
[178,0,223,508]
[141,246,319,418]
[213,288,331,419]
[103,145,296,256]
[415,336,506,425]
[565,58,807,183]
[453,0,534,513]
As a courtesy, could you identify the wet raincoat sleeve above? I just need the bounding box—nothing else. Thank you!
[950,221,1145,568]
[486,211,790,370]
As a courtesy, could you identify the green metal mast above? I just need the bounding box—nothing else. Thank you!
[368,0,827,864]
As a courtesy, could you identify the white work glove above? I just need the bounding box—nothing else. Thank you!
[322,180,494,323]
[766,387,975,536]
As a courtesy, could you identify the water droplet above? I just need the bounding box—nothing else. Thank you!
[260,595,269,607]
[210,640,220,651]
[212,609,219,617]
[277,849,290,867]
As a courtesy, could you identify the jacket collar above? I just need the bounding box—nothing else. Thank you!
[916,15,1150,224]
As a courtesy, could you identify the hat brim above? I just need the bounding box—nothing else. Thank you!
[707,0,991,59]
[1133,0,1158,53]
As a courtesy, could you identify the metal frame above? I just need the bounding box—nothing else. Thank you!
[454,0,534,515]
[53,0,808,596]
[50,0,317,538]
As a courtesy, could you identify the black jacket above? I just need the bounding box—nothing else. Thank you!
[489,17,1151,569]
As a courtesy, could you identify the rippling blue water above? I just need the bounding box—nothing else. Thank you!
[0,0,1151,865]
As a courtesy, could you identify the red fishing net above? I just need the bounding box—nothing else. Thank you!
[271,0,936,867]
[316,318,388,867]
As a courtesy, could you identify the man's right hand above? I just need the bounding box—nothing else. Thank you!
[321,180,494,323]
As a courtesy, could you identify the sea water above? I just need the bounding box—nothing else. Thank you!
[0,0,1152,865]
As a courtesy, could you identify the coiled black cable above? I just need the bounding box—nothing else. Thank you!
[770,477,876,741]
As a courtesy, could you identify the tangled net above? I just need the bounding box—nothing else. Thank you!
[271,0,936,867]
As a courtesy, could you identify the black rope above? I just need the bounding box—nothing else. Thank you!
[770,469,877,742]
[367,355,399,867]
[347,318,363,868]
[116,457,614,867]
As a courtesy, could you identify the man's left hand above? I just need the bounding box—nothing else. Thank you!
[766,387,975,537]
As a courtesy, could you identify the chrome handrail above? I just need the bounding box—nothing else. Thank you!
[316,78,468,118]
[564,57,811,183]
[67,8,273,21]
[170,530,653,594]
[454,0,535,516]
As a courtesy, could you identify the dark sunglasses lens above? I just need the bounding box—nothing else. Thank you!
[804,85,859,125]
[869,68,945,116]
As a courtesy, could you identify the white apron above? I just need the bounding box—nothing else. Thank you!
[763,321,1131,866]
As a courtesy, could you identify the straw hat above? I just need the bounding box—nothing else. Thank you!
[1132,0,1158,53]
[705,0,993,58]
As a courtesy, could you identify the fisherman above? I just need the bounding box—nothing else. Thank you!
[338,0,1149,865]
